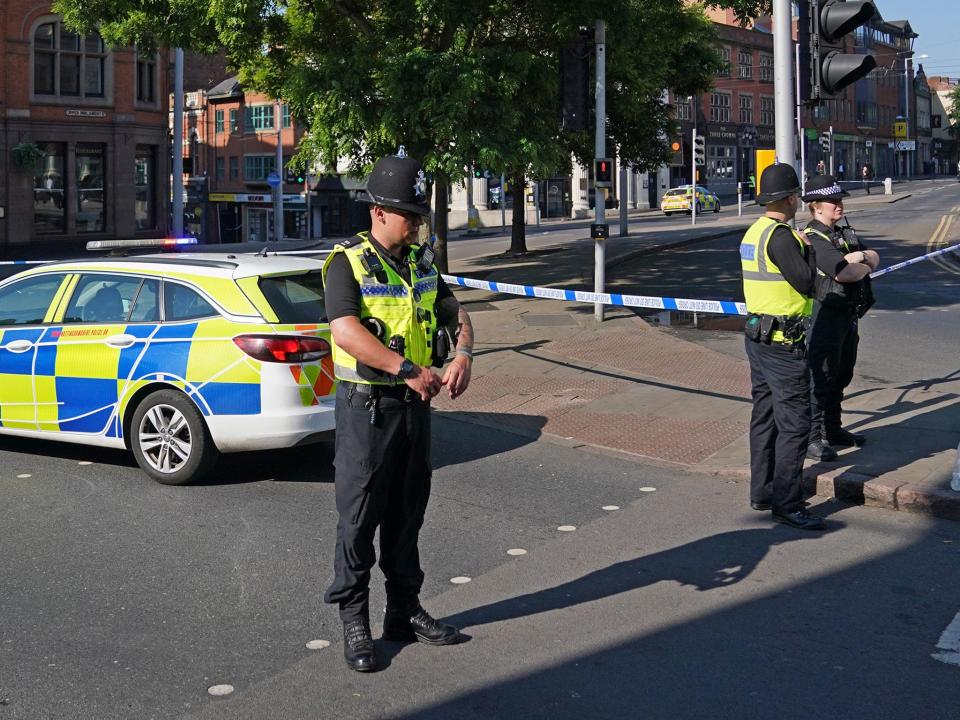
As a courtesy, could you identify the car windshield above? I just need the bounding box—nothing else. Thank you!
[258,270,326,323]
[665,189,687,197]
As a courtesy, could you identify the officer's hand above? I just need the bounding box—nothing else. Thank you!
[862,249,880,269]
[442,355,472,400]
[405,365,442,402]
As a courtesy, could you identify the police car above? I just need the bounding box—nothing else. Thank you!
[660,185,721,216]
[0,252,335,485]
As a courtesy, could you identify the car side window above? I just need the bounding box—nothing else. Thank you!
[163,282,217,321]
[129,278,160,322]
[0,274,67,326]
[63,274,144,324]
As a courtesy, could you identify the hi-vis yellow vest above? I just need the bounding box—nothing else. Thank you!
[322,232,439,385]
[740,216,813,329]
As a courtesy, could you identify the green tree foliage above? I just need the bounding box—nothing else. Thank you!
[55,0,771,264]
[948,84,960,141]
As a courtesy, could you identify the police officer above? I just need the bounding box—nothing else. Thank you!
[322,149,474,672]
[801,175,879,460]
[740,163,823,530]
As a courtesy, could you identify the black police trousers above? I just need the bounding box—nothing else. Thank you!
[745,338,810,514]
[807,303,859,437]
[324,382,432,623]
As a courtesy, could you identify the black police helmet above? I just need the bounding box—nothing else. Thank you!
[360,150,431,217]
[801,174,849,202]
[756,163,801,205]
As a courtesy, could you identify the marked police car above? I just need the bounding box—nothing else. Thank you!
[660,185,721,216]
[0,251,335,485]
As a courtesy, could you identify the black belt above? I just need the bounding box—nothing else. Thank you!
[340,380,418,401]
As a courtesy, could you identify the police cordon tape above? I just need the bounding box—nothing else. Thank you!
[443,240,960,317]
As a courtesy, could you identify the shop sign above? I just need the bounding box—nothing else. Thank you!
[207,192,305,203]
[707,123,738,142]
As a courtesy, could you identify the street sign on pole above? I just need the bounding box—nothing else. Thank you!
[266,171,281,188]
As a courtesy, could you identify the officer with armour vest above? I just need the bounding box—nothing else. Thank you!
[740,163,823,531]
[801,175,878,461]
[321,149,475,672]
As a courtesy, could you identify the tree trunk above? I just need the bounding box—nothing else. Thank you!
[509,171,527,255]
[432,172,449,273]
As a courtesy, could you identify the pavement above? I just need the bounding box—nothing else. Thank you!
[437,185,960,521]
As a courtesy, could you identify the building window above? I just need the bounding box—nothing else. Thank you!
[675,96,692,121]
[244,104,275,132]
[33,21,107,99]
[244,155,276,181]
[760,96,775,126]
[707,146,736,180]
[215,157,225,180]
[76,143,105,233]
[33,142,67,235]
[229,108,239,132]
[135,145,156,231]
[282,104,292,128]
[738,50,752,79]
[739,94,753,124]
[717,47,731,77]
[135,50,156,103]
[215,110,225,134]
[710,92,731,123]
[229,156,239,179]
[759,54,773,83]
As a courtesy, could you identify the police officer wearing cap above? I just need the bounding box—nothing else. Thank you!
[740,163,823,530]
[321,149,474,672]
[802,175,879,461]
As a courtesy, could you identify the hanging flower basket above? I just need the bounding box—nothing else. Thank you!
[12,142,44,170]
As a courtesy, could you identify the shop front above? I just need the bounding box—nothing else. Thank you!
[207,192,306,243]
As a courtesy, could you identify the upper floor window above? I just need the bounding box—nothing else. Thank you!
[738,50,752,79]
[710,92,731,123]
[717,47,731,77]
[244,104,275,132]
[675,96,692,121]
[759,54,773,83]
[282,104,292,128]
[136,50,157,104]
[215,110,225,134]
[739,94,753,124]
[760,96,775,126]
[33,21,106,99]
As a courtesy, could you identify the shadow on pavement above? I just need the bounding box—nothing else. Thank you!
[432,411,546,469]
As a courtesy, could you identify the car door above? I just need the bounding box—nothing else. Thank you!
[52,272,159,435]
[0,273,70,430]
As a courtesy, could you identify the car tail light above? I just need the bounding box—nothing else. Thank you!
[233,335,330,363]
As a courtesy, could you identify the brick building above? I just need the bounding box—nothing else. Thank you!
[177,72,367,242]
[0,1,170,256]
[928,75,958,173]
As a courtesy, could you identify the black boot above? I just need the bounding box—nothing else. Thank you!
[382,606,462,646]
[806,436,838,461]
[826,427,866,447]
[342,619,377,672]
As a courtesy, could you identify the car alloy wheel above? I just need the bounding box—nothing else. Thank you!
[139,404,192,475]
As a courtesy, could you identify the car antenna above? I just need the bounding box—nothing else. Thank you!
[257,244,269,257]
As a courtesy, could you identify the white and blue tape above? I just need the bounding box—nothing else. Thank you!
[869,241,960,278]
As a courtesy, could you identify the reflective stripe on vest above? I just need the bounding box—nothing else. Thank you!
[322,233,439,384]
[740,217,813,339]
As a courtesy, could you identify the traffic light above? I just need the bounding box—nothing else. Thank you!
[804,0,878,103]
[693,134,705,166]
[561,35,591,132]
[820,131,831,152]
[474,167,482,178]
[594,158,613,188]
[670,139,684,167]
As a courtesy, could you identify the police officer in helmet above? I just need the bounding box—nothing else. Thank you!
[740,163,823,530]
[322,149,474,672]
[802,175,878,460]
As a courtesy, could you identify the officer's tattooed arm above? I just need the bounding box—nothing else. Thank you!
[437,298,473,399]
[454,305,474,354]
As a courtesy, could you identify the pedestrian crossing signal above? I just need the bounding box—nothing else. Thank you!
[595,158,613,188]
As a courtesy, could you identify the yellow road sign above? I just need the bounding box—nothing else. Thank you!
[894,120,908,139]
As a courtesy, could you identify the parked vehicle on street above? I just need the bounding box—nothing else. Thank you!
[661,185,721,216]
[0,252,335,485]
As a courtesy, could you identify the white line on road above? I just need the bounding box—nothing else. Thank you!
[932,610,960,667]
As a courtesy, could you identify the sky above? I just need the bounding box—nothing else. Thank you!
[875,0,959,78]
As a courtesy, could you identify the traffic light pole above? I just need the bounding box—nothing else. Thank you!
[172,48,184,238]
[593,19,606,323]
[274,99,284,242]
[773,0,797,174]
[691,127,698,227]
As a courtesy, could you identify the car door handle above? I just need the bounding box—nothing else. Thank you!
[105,334,137,349]
[3,339,34,354]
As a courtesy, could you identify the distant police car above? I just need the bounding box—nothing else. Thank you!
[0,250,335,485]
[660,185,721,216]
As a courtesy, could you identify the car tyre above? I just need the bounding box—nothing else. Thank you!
[130,389,219,485]
[714,201,721,213]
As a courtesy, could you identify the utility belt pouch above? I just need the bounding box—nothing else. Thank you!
[780,316,808,344]
[759,314,777,343]
[432,326,452,367]
[744,314,763,342]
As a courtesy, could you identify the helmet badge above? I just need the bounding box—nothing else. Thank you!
[413,169,427,202]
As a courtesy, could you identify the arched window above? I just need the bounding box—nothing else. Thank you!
[33,19,107,99]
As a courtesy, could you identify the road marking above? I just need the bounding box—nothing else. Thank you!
[16,474,31,479]
[557,525,577,532]
[207,684,234,697]
[450,576,472,584]
[639,486,657,493]
[927,214,960,276]
[305,639,330,650]
[507,548,527,556]
[602,505,620,511]
[932,610,960,667]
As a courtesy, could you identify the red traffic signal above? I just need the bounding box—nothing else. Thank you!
[594,158,613,188]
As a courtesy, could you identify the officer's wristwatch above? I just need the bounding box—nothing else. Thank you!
[396,359,417,379]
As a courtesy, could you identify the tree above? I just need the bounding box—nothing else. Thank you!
[55,0,772,265]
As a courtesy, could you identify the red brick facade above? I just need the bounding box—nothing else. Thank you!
[1,1,170,256]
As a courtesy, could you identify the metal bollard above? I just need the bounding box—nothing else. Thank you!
[737,182,742,217]
[884,177,892,195]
